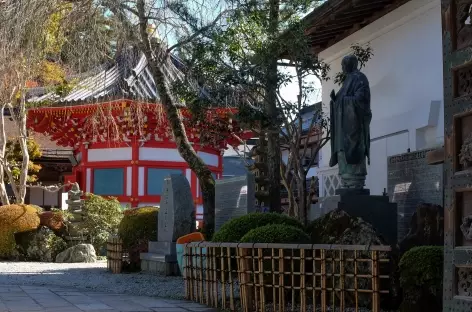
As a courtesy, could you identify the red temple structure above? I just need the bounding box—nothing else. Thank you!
[26,51,252,224]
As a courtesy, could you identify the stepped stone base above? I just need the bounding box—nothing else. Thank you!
[140,253,180,276]
[140,241,180,276]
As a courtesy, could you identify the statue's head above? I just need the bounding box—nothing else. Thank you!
[341,55,359,74]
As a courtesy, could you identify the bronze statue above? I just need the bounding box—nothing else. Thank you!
[329,55,372,189]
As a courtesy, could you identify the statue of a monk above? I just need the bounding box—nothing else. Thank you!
[329,55,372,189]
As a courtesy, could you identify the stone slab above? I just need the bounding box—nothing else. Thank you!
[0,285,215,312]
[335,188,370,196]
[387,148,443,242]
[158,174,196,243]
[215,173,256,231]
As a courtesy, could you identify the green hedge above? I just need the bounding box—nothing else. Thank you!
[240,224,310,244]
[212,213,304,242]
[399,246,443,312]
[118,207,158,248]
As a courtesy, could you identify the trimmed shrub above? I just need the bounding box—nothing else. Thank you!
[212,213,304,242]
[240,224,310,244]
[0,204,40,259]
[15,226,68,262]
[118,207,158,247]
[399,246,443,312]
[80,194,123,255]
[40,211,65,232]
[118,207,158,271]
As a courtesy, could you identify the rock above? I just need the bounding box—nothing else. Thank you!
[308,209,387,245]
[56,244,97,263]
[399,203,444,255]
[307,209,399,309]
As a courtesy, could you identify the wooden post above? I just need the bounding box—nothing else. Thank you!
[106,235,122,274]
[238,246,253,312]
[371,251,380,312]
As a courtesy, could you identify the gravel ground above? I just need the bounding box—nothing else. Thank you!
[0,261,186,299]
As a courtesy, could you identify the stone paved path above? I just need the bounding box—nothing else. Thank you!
[0,285,216,312]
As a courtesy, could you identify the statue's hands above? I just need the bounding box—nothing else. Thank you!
[330,89,336,101]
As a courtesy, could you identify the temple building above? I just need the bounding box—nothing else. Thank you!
[26,51,252,224]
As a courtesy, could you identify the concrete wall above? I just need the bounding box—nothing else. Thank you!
[318,0,444,196]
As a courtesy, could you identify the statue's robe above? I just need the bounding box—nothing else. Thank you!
[329,70,372,167]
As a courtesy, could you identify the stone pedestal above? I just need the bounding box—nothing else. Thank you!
[140,174,195,276]
[310,190,398,245]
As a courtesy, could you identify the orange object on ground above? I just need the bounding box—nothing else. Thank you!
[176,232,205,244]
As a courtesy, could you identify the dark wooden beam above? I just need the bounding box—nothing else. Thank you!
[426,147,445,165]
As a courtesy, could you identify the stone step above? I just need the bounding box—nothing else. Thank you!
[140,252,179,276]
[148,241,176,255]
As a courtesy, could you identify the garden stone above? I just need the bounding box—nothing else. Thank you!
[56,244,97,263]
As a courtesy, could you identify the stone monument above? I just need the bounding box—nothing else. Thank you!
[215,173,255,231]
[310,55,398,245]
[140,174,195,275]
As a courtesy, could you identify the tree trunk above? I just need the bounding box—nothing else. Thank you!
[298,176,307,225]
[133,0,216,235]
[0,106,10,205]
[266,0,281,213]
[16,95,29,203]
[146,54,216,235]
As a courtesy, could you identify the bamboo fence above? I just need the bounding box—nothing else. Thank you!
[184,242,392,312]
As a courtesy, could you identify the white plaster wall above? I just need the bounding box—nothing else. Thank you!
[88,148,132,162]
[86,168,91,193]
[197,151,219,167]
[138,167,145,196]
[318,0,444,195]
[44,190,58,207]
[29,188,44,206]
[139,147,219,167]
[138,203,159,207]
[186,169,192,184]
[126,167,132,196]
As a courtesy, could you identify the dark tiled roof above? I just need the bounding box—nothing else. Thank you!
[282,0,411,54]
[28,51,187,106]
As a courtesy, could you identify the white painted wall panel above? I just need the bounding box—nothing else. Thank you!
[139,147,183,162]
[139,147,220,167]
[138,167,145,196]
[186,169,192,184]
[29,188,44,206]
[126,167,132,196]
[44,190,58,207]
[86,168,91,193]
[138,203,160,207]
[197,151,219,167]
[88,148,132,162]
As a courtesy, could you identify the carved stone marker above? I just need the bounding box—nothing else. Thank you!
[158,174,196,242]
[215,173,255,232]
[387,149,443,242]
[141,174,195,276]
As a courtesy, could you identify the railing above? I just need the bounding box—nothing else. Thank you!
[40,148,73,157]
[184,242,392,312]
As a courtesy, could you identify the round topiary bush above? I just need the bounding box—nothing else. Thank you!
[118,207,159,247]
[118,206,158,271]
[81,194,123,254]
[240,224,310,244]
[399,246,443,312]
[212,213,304,242]
[0,204,40,259]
